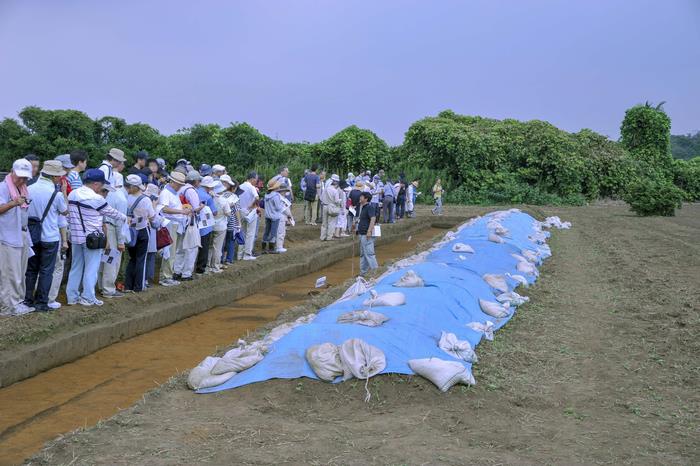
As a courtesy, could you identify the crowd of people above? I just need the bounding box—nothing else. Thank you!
[0,150,443,317]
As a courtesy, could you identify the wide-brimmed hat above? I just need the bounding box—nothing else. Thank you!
[212,164,226,173]
[220,174,235,187]
[267,179,282,191]
[200,176,217,188]
[125,174,144,189]
[108,148,126,162]
[169,171,186,185]
[54,154,74,169]
[199,164,212,176]
[144,183,160,199]
[41,160,66,177]
[330,174,340,183]
[186,170,202,182]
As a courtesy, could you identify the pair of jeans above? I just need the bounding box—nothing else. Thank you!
[146,252,156,284]
[24,240,59,309]
[303,200,315,224]
[125,228,149,292]
[196,231,212,274]
[223,230,237,263]
[359,235,378,275]
[433,197,443,214]
[396,196,406,218]
[262,218,280,244]
[66,242,102,303]
[382,195,395,223]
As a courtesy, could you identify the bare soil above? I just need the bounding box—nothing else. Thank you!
[25,204,700,465]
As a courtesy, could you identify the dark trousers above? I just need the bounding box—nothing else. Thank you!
[125,229,149,292]
[262,218,280,244]
[25,240,59,309]
[146,252,156,284]
[383,195,395,223]
[315,199,322,223]
[196,231,212,273]
[223,230,237,263]
[396,196,406,219]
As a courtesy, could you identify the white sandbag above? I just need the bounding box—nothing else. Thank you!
[543,216,572,229]
[522,249,539,263]
[496,291,530,306]
[494,225,509,236]
[337,310,389,327]
[338,276,372,302]
[295,313,316,325]
[338,339,387,400]
[488,232,504,244]
[438,331,478,363]
[408,358,475,392]
[393,270,425,287]
[483,273,509,293]
[479,298,510,318]
[529,232,547,244]
[211,347,264,375]
[452,242,475,254]
[362,290,406,307]
[188,356,236,390]
[506,273,530,288]
[392,250,430,269]
[466,321,495,341]
[306,343,344,382]
[444,231,457,241]
[516,260,539,276]
[511,253,527,263]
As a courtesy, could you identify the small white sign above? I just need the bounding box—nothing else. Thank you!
[373,225,381,237]
[407,235,412,242]
[315,276,327,288]
[101,249,121,265]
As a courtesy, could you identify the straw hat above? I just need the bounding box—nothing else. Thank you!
[169,171,186,185]
[41,160,66,177]
[266,179,282,191]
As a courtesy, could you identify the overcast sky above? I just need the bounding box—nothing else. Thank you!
[0,0,698,145]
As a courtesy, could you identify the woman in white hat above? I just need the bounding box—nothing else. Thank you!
[123,174,155,292]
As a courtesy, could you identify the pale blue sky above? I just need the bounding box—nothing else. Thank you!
[0,0,698,145]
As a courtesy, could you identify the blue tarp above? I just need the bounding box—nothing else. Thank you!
[199,210,550,394]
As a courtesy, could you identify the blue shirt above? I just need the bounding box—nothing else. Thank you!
[196,187,218,236]
[27,176,67,243]
[67,171,82,190]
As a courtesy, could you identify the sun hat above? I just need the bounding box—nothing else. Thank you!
[200,176,217,188]
[108,148,126,162]
[54,154,74,169]
[330,174,340,183]
[41,160,66,177]
[212,164,226,173]
[220,174,235,186]
[169,171,186,185]
[144,183,160,199]
[266,179,282,191]
[199,164,212,176]
[125,174,144,188]
[12,159,33,178]
[176,158,189,166]
[212,181,226,194]
[186,170,202,182]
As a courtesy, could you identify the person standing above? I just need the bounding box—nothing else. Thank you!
[432,178,444,215]
[237,172,260,261]
[127,150,148,175]
[261,180,285,253]
[98,148,126,186]
[0,159,34,315]
[396,178,407,220]
[143,183,162,288]
[406,179,420,218]
[157,172,190,286]
[347,180,363,229]
[66,169,126,306]
[219,175,241,265]
[315,170,326,224]
[319,174,341,241]
[99,168,128,298]
[302,165,319,225]
[206,180,229,273]
[382,177,397,223]
[47,155,73,309]
[195,176,219,274]
[66,150,88,191]
[174,171,203,280]
[25,154,40,186]
[356,192,379,276]
[123,175,154,292]
[24,160,68,312]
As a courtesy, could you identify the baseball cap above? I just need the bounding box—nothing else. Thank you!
[55,154,75,169]
[125,174,144,188]
[83,168,108,184]
[12,159,33,178]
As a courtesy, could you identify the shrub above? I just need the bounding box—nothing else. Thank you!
[624,178,684,217]
[672,157,700,201]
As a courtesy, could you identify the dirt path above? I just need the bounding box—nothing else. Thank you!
[26,204,700,465]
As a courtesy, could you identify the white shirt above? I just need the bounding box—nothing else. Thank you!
[158,185,185,223]
[127,194,155,230]
[98,160,115,186]
[238,181,259,215]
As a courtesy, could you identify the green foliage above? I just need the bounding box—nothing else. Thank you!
[620,102,674,178]
[316,125,389,173]
[623,177,684,217]
[672,157,700,201]
[671,131,700,160]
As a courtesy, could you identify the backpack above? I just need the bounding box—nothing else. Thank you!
[303,173,317,201]
[126,194,147,248]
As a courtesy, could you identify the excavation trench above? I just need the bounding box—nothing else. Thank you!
[0,226,445,466]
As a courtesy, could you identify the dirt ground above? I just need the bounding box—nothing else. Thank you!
[27,204,700,465]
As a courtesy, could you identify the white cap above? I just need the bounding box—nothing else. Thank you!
[200,176,217,188]
[12,159,33,178]
[212,164,226,172]
[220,174,235,186]
[125,174,144,188]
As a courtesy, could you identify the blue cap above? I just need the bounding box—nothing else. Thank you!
[199,163,212,176]
[83,168,109,184]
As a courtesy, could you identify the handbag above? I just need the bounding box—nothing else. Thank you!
[126,194,147,248]
[156,225,173,250]
[28,189,59,245]
[326,202,341,216]
[71,201,108,250]
[234,231,245,245]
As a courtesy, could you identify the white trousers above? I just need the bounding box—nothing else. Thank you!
[0,237,29,313]
[208,229,226,269]
[276,220,287,249]
[48,241,64,302]
[99,223,120,294]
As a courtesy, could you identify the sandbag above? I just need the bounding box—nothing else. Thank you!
[451,242,475,253]
[392,250,430,269]
[211,347,264,375]
[408,358,475,392]
[506,273,529,288]
[362,290,406,307]
[438,331,478,363]
[337,310,389,327]
[466,321,495,341]
[522,249,539,263]
[529,232,547,244]
[516,260,539,276]
[306,343,344,382]
[188,356,236,390]
[339,338,386,382]
[393,270,425,288]
[488,232,504,244]
[483,273,508,293]
[338,276,372,302]
[479,298,510,318]
[511,253,527,263]
[496,291,530,306]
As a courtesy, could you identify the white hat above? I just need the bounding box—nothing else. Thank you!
[212,164,226,172]
[330,174,340,183]
[200,176,217,188]
[144,183,160,199]
[13,159,33,178]
[40,160,66,177]
[220,174,235,186]
[125,174,144,188]
[108,148,126,162]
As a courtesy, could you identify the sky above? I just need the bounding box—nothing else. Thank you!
[0,0,698,145]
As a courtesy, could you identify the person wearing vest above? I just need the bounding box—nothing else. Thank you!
[156,171,191,286]
[302,165,319,225]
[123,175,155,292]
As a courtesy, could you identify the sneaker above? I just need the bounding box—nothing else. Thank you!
[47,301,62,310]
[275,248,287,253]
[172,273,182,281]
[181,276,194,281]
[243,255,257,261]
[79,297,103,307]
[212,267,223,274]
[13,303,36,315]
[102,291,124,298]
[160,278,180,287]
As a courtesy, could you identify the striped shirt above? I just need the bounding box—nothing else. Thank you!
[67,186,126,244]
[221,192,241,231]
[67,171,83,190]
